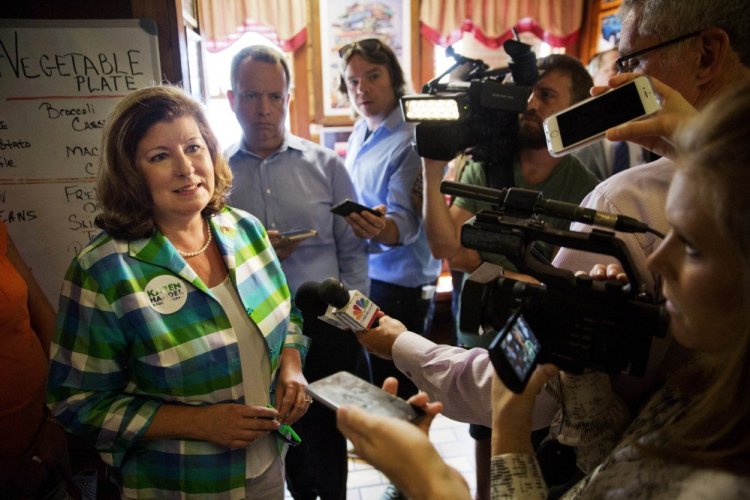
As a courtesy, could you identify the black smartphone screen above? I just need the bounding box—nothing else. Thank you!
[330,199,383,217]
[557,82,646,147]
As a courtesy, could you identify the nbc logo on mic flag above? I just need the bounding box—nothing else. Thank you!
[352,297,369,320]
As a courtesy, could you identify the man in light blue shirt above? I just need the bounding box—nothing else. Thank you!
[344,106,439,288]
[338,38,442,402]
[226,45,368,500]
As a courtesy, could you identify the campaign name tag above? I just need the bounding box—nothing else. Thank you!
[145,275,188,314]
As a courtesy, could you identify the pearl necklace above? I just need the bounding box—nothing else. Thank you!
[177,219,212,258]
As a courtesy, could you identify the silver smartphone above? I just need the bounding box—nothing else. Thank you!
[306,371,423,422]
[543,75,661,157]
[279,228,318,241]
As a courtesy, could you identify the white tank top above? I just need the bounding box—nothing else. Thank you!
[210,277,276,478]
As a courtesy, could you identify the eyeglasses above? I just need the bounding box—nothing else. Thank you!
[338,38,383,58]
[616,31,702,73]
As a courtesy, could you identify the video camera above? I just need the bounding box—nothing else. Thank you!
[441,180,668,393]
[399,35,538,167]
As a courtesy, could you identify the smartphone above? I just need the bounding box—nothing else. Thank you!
[488,310,542,394]
[306,371,423,422]
[279,228,318,241]
[330,199,383,218]
[543,75,662,157]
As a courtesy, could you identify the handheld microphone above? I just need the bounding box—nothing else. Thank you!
[295,281,349,330]
[296,278,381,332]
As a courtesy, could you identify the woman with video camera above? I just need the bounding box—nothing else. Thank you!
[335,80,750,498]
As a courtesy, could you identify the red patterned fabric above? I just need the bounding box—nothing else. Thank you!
[200,0,307,53]
[420,0,584,49]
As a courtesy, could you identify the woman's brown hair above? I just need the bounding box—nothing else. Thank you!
[638,80,750,474]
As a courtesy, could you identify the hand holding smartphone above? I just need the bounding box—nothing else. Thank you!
[544,75,662,157]
[306,371,423,422]
[330,199,383,218]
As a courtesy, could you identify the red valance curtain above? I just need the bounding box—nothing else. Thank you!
[420,0,584,48]
[199,1,582,53]
[199,0,307,53]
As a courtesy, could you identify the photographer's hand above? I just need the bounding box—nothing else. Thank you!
[593,73,697,160]
[491,364,559,455]
[353,314,407,359]
[576,263,628,284]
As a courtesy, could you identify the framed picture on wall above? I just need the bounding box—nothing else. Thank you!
[185,28,206,102]
[319,126,353,159]
[596,7,622,52]
[316,0,412,121]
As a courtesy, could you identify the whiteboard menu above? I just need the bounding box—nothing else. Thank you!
[0,19,161,305]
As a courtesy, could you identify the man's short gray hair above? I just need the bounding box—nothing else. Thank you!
[620,0,750,66]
